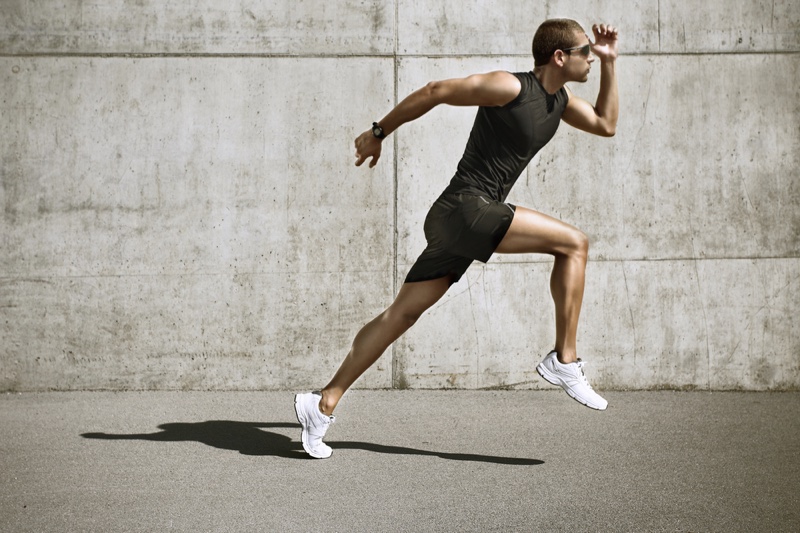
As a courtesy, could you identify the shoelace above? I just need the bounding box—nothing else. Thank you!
[315,413,335,428]
[311,414,334,436]
[575,361,595,390]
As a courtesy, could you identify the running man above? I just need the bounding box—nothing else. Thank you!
[296,19,619,458]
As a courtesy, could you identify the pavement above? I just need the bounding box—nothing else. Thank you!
[1,390,799,532]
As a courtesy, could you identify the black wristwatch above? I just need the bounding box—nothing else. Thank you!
[371,122,386,140]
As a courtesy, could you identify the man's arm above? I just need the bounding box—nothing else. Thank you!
[562,24,619,137]
[355,71,521,168]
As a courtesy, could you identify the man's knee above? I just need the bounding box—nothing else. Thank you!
[382,305,424,329]
[570,229,589,258]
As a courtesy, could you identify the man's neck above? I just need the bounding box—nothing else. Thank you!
[533,67,565,95]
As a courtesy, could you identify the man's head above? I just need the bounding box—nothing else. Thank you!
[532,18,586,67]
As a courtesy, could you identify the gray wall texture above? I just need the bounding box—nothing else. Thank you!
[1,1,798,391]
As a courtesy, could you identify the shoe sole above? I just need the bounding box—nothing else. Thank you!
[536,363,607,411]
[294,394,332,459]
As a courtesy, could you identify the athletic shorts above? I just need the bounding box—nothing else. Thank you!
[404,193,516,284]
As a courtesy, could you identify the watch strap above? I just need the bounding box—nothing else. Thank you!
[372,122,386,139]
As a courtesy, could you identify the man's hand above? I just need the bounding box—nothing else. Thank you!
[590,23,619,62]
[354,130,382,168]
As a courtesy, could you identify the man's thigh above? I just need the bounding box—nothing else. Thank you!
[494,206,586,255]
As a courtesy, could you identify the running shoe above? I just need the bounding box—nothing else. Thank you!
[294,391,335,459]
[536,351,608,410]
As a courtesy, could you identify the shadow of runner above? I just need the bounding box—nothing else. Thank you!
[330,441,543,465]
[82,421,305,458]
[81,421,543,465]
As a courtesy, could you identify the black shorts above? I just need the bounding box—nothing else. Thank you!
[405,193,516,284]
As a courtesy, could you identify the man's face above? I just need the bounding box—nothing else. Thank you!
[563,31,594,82]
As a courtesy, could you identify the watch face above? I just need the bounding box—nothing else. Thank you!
[372,126,383,138]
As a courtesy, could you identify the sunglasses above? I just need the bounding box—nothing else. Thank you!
[562,43,592,57]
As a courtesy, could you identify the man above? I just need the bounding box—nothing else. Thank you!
[295,19,619,459]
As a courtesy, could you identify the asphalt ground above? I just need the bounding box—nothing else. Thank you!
[1,390,798,532]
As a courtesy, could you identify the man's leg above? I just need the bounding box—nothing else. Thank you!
[495,206,588,363]
[296,276,452,458]
[318,275,453,415]
[495,206,606,410]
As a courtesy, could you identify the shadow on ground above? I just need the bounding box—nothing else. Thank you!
[81,420,543,465]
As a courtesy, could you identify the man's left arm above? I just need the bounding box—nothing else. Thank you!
[562,24,619,137]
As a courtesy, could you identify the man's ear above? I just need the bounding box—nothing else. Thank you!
[552,50,567,67]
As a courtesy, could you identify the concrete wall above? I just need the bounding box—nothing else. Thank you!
[1,1,798,391]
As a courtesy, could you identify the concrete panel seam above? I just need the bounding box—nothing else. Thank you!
[657,0,661,52]
[0,270,390,281]
[0,52,399,59]
[390,0,400,388]
[3,51,799,59]
[493,255,800,265]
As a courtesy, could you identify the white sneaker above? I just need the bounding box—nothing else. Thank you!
[294,391,335,459]
[536,351,608,410]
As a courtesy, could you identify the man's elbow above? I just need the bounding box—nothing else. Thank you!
[423,80,447,105]
[598,121,616,137]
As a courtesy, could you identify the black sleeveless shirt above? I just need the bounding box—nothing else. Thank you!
[441,71,568,202]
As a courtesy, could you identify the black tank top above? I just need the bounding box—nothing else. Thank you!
[442,71,568,201]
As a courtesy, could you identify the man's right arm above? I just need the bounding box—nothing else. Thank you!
[355,71,521,168]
